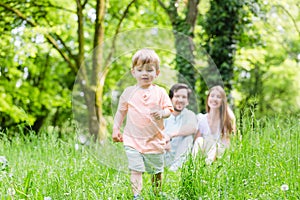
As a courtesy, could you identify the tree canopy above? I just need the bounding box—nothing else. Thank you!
[0,0,299,136]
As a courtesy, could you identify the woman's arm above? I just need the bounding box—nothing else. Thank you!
[227,106,236,134]
[193,130,203,141]
[169,111,198,138]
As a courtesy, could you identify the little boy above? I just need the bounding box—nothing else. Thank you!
[112,48,173,199]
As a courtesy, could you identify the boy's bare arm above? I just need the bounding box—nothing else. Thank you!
[112,110,127,142]
[150,108,171,120]
[162,108,171,118]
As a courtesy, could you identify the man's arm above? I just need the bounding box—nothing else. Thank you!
[168,111,197,138]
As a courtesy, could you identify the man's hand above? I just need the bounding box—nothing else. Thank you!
[164,134,172,151]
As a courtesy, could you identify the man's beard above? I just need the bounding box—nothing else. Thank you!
[174,107,183,112]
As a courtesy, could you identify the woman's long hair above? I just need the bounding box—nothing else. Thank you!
[206,86,234,137]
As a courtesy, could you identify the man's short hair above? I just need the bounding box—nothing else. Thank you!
[169,83,192,99]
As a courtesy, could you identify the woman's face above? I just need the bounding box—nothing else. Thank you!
[208,89,223,109]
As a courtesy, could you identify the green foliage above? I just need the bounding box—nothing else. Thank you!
[0,130,132,199]
[201,0,259,91]
[0,32,72,133]
[0,0,299,135]
[234,0,300,115]
[0,0,76,133]
[178,114,300,199]
[0,115,299,199]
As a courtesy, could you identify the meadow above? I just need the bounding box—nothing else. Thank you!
[0,114,299,199]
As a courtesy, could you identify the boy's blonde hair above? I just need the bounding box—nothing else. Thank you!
[132,48,160,70]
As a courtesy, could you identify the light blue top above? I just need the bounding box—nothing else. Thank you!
[163,108,197,170]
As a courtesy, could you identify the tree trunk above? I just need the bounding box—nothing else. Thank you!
[91,0,136,141]
[92,0,107,141]
[203,0,246,94]
[158,0,200,112]
[74,0,107,141]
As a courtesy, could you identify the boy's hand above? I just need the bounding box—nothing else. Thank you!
[164,134,172,151]
[150,110,164,120]
[112,131,123,142]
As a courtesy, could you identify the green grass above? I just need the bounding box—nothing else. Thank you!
[0,115,299,199]
[179,115,300,199]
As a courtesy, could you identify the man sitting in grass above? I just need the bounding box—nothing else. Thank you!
[164,83,198,171]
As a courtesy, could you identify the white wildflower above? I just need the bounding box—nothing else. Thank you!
[75,143,79,150]
[7,188,16,196]
[281,184,289,191]
[255,161,261,167]
[205,158,213,165]
[0,156,8,170]
[242,179,248,186]
[44,197,52,200]
[77,134,90,145]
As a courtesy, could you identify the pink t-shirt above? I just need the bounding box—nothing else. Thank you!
[117,84,173,153]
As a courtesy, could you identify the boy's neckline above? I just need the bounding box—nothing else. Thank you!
[136,84,154,90]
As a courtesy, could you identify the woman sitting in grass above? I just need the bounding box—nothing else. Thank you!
[192,85,236,164]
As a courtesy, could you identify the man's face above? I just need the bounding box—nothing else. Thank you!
[171,88,189,112]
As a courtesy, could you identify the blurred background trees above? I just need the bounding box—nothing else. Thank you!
[0,0,299,138]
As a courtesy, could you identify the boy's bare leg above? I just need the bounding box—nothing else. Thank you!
[151,172,162,195]
[131,170,143,196]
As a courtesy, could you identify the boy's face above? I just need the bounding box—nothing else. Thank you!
[131,64,160,88]
[171,88,189,112]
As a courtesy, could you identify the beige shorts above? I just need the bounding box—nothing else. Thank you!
[124,146,164,174]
